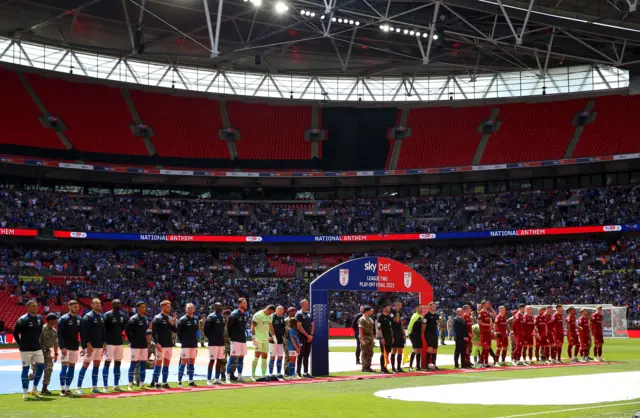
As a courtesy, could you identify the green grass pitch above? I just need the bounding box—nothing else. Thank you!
[2,338,639,418]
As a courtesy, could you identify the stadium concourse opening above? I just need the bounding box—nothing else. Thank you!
[310,257,433,376]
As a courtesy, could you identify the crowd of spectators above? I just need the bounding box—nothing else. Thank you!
[1,185,640,236]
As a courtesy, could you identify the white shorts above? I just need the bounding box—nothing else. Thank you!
[61,349,79,364]
[105,345,124,362]
[82,347,104,363]
[208,346,225,360]
[20,350,44,367]
[157,347,173,361]
[180,347,198,359]
[288,350,298,357]
[269,343,284,357]
[130,348,148,362]
[230,342,248,357]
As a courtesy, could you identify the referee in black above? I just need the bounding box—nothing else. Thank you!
[295,299,314,378]
[376,304,393,374]
[423,302,439,370]
[351,306,364,365]
[453,308,469,369]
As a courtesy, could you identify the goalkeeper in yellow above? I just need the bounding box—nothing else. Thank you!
[251,305,276,382]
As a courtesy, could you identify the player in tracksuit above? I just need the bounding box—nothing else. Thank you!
[151,300,177,388]
[58,300,82,396]
[125,301,150,390]
[76,298,107,394]
[103,300,127,391]
[13,300,45,400]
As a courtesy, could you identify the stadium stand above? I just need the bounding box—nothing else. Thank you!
[395,106,488,169]
[573,95,640,157]
[129,90,230,159]
[26,74,148,155]
[481,100,586,164]
[226,101,315,160]
[0,69,64,150]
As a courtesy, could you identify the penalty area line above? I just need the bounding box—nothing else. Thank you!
[495,401,640,418]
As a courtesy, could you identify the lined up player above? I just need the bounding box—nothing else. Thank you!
[151,300,177,388]
[477,301,493,368]
[76,298,106,394]
[534,307,550,364]
[126,301,150,390]
[406,306,423,371]
[591,305,605,361]
[287,318,300,378]
[522,306,536,364]
[390,301,405,373]
[58,300,82,396]
[251,304,276,381]
[13,300,45,400]
[177,303,199,387]
[565,306,579,362]
[226,298,249,383]
[269,306,286,380]
[424,302,439,370]
[550,304,564,363]
[29,313,58,395]
[511,304,526,366]
[493,306,508,365]
[578,308,591,362]
[376,304,393,374]
[103,300,126,391]
[204,302,226,385]
[282,307,296,377]
[507,310,516,360]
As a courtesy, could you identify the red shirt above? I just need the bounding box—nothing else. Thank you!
[513,312,526,334]
[463,313,472,334]
[494,314,507,335]
[578,316,590,336]
[566,314,578,336]
[590,312,603,335]
[547,314,556,335]
[478,310,492,333]
[534,314,548,337]
[551,312,564,335]
[523,314,535,336]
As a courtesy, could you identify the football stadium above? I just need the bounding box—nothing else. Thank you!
[1,0,640,416]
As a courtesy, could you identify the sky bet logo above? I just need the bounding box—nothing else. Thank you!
[364,261,377,273]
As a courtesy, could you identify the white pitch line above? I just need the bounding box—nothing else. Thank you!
[495,401,640,418]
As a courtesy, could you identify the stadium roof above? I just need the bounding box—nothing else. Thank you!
[1,0,640,77]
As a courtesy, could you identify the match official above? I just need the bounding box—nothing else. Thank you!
[296,299,314,378]
[376,304,393,374]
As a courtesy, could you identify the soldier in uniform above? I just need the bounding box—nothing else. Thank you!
[134,330,157,386]
[30,313,59,395]
[507,310,517,360]
[447,314,455,342]
[199,315,207,347]
[358,306,375,372]
[439,312,447,346]
[283,307,296,376]
[221,309,235,381]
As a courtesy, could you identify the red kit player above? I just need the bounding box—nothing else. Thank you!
[590,305,604,361]
[511,304,526,366]
[493,306,509,365]
[566,307,579,362]
[578,308,591,362]
[522,306,536,364]
[477,301,493,367]
[551,305,565,363]
[534,307,550,364]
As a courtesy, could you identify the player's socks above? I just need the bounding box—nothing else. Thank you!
[415,353,421,369]
[215,360,222,379]
[187,363,194,382]
[114,362,121,386]
[207,361,214,380]
[268,359,274,375]
[139,363,147,384]
[33,363,44,387]
[276,359,282,375]
[92,366,99,387]
[77,366,88,387]
[60,364,68,388]
[528,347,533,361]
[237,357,244,376]
[432,353,437,366]
[128,361,138,383]
[390,354,396,370]
[396,354,402,370]
[102,362,110,388]
[251,357,258,377]
[261,357,267,377]
[535,346,540,361]
[501,349,507,363]
[162,365,169,383]
[21,366,30,390]
[177,363,185,383]
[380,354,386,369]
[66,364,75,388]
[288,363,295,377]
[409,353,415,368]
[225,357,236,377]
[153,364,162,384]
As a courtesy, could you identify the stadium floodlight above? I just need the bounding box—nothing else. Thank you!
[423,33,428,38]
[250,0,262,6]
[332,17,336,22]
[433,33,439,40]
[319,14,324,19]
[349,20,354,24]
[274,1,287,13]
[338,18,343,23]
[395,28,401,33]
[311,12,316,17]
[403,29,408,34]
[415,31,421,36]
[409,30,415,35]
[355,21,360,26]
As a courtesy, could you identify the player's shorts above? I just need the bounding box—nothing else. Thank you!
[269,343,284,357]
[593,332,604,344]
[130,348,148,362]
[208,346,225,360]
[20,350,44,366]
[82,347,104,362]
[288,350,298,357]
[180,347,198,359]
[409,334,422,349]
[254,339,269,353]
[105,345,124,362]
[480,332,492,347]
[567,333,579,345]
[496,333,509,348]
[392,335,405,348]
[230,342,248,356]
[61,349,79,363]
[523,335,534,346]
[425,333,438,349]
[157,347,173,361]
[553,333,564,345]
[537,335,549,346]
[379,338,392,353]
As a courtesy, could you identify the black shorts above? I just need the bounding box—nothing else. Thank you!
[425,333,438,349]
[409,334,422,349]
[392,335,405,348]
[379,338,392,353]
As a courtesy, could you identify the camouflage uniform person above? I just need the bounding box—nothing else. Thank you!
[221,309,235,380]
[447,314,455,341]
[283,307,296,376]
[134,330,157,385]
[358,306,375,372]
[438,313,447,345]
[30,313,58,394]
[507,312,516,359]
[198,315,206,347]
